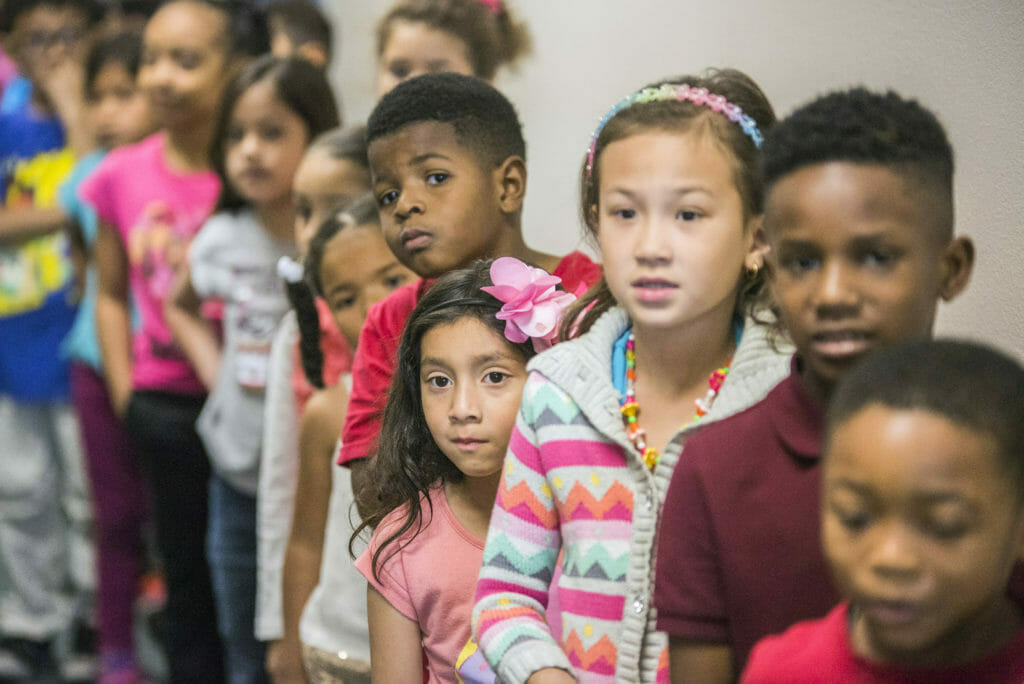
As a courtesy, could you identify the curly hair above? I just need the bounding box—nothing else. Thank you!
[367,72,525,168]
[761,87,954,233]
[376,0,530,80]
[350,259,537,581]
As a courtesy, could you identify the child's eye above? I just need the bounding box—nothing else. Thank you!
[860,249,897,269]
[387,62,410,80]
[226,126,245,144]
[260,125,284,141]
[377,190,399,207]
[612,208,636,220]
[426,375,451,389]
[484,371,508,384]
[781,254,820,275]
[830,502,871,533]
[426,173,448,186]
[175,51,201,70]
[332,296,355,311]
[384,274,409,289]
[676,209,700,221]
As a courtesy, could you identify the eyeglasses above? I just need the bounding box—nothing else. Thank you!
[21,27,84,52]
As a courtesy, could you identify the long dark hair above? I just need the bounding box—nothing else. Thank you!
[561,68,776,339]
[350,259,537,580]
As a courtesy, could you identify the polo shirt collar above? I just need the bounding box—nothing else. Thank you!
[769,356,825,462]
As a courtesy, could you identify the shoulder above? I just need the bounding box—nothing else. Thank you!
[301,382,349,437]
[742,604,851,683]
[365,279,423,336]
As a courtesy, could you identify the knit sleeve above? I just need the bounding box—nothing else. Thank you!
[473,371,575,683]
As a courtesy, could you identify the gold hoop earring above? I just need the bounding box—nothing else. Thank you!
[746,262,760,279]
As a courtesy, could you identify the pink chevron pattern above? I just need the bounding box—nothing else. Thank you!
[563,631,617,674]
[497,479,558,528]
[562,481,633,521]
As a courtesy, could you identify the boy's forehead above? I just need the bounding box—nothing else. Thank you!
[13,4,88,30]
[763,161,949,243]
[369,120,474,172]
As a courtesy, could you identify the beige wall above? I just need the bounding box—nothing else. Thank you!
[325,0,1024,360]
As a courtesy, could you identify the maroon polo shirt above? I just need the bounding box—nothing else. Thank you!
[654,357,839,672]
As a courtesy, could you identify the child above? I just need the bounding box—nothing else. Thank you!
[375,0,530,97]
[654,88,977,682]
[58,30,155,684]
[266,0,332,69]
[742,339,1024,682]
[473,70,792,683]
[255,126,369,663]
[165,54,338,683]
[354,257,570,682]
[0,0,101,678]
[336,72,601,512]
[280,195,414,682]
[82,2,269,679]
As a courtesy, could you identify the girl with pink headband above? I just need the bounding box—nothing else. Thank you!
[472,69,792,683]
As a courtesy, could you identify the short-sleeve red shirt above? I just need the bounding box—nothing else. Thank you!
[337,251,601,465]
[741,601,1024,684]
[654,358,838,672]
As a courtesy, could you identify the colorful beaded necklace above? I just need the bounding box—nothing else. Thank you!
[620,331,730,470]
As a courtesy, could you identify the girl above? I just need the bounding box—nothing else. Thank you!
[255,127,372,676]
[472,70,792,683]
[375,0,530,97]
[58,30,155,684]
[164,55,338,683]
[279,195,414,682]
[84,2,268,680]
[353,258,576,683]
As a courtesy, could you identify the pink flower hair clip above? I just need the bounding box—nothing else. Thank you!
[481,257,578,352]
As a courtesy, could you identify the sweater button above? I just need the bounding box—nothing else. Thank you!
[633,597,645,614]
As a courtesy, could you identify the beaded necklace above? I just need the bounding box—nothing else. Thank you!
[620,331,730,470]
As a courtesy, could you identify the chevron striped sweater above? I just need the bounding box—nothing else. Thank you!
[472,307,790,683]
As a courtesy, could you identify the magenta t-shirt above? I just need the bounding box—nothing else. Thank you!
[80,132,220,394]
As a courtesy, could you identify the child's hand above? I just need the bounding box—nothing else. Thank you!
[526,668,577,683]
[265,638,306,684]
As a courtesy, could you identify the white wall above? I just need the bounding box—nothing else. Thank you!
[325,0,1024,360]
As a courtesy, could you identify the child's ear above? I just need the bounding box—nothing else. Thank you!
[744,215,770,272]
[938,236,975,302]
[494,155,526,214]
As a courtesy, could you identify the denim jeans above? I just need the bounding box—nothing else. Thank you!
[207,474,268,684]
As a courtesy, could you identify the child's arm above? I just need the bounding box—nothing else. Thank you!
[366,585,423,683]
[473,372,575,683]
[268,382,347,682]
[0,208,69,243]
[94,220,134,415]
[164,263,221,390]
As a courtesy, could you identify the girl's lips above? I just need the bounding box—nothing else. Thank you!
[631,278,677,303]
[862,599,924,628]
[452,437,486,451]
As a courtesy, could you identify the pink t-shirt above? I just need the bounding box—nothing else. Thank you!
[355,486,485,684]
[80,132,220,394]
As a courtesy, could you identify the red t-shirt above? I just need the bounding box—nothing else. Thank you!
[654,358,838,672]
[742,601,1024,684]
[337,251,601,465]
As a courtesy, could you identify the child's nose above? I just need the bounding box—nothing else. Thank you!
[633,217,672,264]
[868,521,920,580]
[813,260,859,313]
[394,189,424,220]
[449,383,480,422]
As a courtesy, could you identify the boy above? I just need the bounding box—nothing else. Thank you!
[266,0,332,69]
[337,73,600,508]
[0,0,101,679]
[743,339,1024,682]
[653,88,977,682]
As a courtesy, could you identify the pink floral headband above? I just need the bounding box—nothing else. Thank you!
[481,257,578,352]
[585,82,764,177]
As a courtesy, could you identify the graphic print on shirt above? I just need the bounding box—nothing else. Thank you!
[0,147,75,315]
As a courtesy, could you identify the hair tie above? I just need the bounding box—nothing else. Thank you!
[478,0,502,14]
[585,83,764,177]
[481,257,577,352]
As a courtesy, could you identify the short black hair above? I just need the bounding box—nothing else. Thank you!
[266,0,332,62]
[366,72,525,167]
[828,339,1024,493]
[762,88,954,219]
[84,31,142,97]
[0,0,103,33]
[185,0,270,59]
